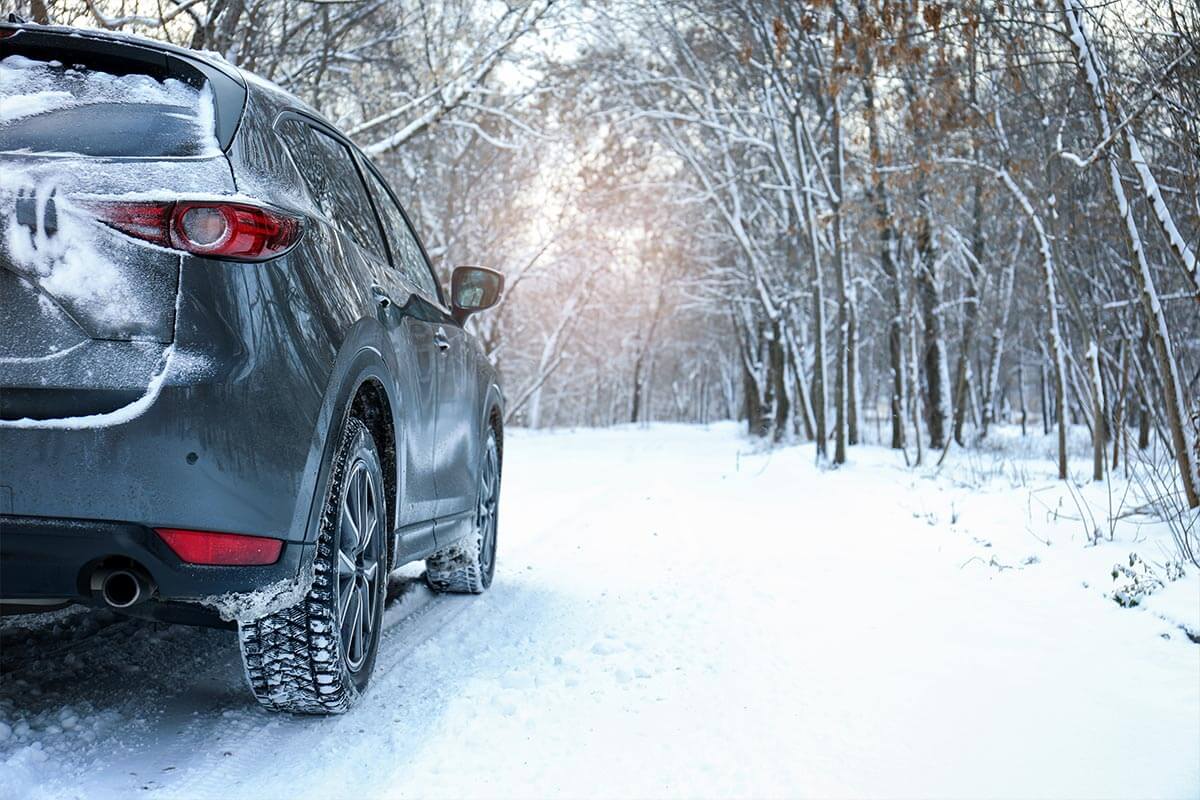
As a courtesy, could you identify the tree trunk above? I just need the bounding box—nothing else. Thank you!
[770,320,789,442]
[794,110,828,460]
[1054,343,1068,480]
[1113,341,1128,471]
[1087,342,1105,481]
[831,90,850,465]
[630,354,644,425]
[909,307,925,466]
[1018,361,1028,438]
[848,297,860,446]
[742,356,765,437]
[952,40,986,448]
[784,324,816,439]
[916,224,949,451]
[860,68,905,450]
[903,40,949,453]
[1040,361,1051,436]
[29,0,50,24]
[987,167,1068,478]
[981,238,1018,438]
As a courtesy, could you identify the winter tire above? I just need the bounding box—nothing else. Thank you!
[238,416,387,714]
[426,424,500,594]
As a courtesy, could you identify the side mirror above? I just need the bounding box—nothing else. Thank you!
[450,265,504,324]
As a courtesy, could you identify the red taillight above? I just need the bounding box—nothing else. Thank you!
[84,199,300,261]
[156,528,284,566]
[172,202,299,259]
[95,201,174,243]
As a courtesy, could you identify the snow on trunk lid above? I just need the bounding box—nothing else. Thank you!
[0,54,235,357]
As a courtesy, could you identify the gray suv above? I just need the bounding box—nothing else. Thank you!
[0,22,506,714]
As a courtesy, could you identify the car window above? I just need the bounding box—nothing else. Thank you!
[1,102,212,157]
[361,167,441,301]
[0,54,220,157]
[275,118,387,262]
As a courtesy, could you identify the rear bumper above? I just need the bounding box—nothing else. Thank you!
[0,256,330,544]
[0,351,318,543]
[0,256,338,622]
[0,514,311,625]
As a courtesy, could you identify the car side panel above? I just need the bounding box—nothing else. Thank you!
[433,319,479,518]
[369,274,440,528]
[432,351,504,552]
[226,92,438,530]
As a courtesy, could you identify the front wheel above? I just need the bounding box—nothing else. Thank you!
[426,425,500,594]
[238,417,387,714]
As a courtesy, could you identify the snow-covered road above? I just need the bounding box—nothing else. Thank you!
[2,424,1197,799]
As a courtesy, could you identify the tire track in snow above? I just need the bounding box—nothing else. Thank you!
[143,462,623,799]
[0,475,610,800]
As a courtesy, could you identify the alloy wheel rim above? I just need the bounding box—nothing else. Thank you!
[336,459,381,673]
[477,437,499,574]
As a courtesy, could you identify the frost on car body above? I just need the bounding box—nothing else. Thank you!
[0,51,233,426]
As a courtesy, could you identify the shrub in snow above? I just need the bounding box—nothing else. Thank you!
[1110,553,1185,608]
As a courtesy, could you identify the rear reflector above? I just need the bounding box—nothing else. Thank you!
[156,528,283,566]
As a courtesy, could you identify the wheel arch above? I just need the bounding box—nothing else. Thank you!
[291,320,405,553]
[348,376,398,563]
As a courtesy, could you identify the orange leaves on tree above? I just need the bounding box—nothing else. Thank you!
[772,16,788,59]
[922,3,943,34]
[738,41,753,65]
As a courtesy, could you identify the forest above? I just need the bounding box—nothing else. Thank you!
[9,0,1199,506]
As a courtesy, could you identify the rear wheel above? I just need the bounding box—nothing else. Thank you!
[238,417,387,714]
[426,425,500,594]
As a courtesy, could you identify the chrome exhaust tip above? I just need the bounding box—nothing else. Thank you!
[91,566,155,609]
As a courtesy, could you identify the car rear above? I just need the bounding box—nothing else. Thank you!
[0,25,321,623]
[1,27,242,420]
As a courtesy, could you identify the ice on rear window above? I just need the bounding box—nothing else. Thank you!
[0,54,220,157]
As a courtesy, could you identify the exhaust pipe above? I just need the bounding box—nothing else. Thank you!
[90,565,155,609]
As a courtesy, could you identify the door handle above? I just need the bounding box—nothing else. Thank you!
[370,284,392,309]
[434,327,450,351]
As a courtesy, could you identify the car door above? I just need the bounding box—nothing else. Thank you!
[358,165,477,521]
[275,116,440,529]
[430,316,477,517]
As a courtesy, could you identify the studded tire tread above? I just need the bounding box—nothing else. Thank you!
[237,417,372,714]
[426,425,499,595]
[425,540,487,594]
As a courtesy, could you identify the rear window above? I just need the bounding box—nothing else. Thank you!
[0,54,220,157]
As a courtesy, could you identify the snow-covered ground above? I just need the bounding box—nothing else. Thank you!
[1,423,1197,799]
